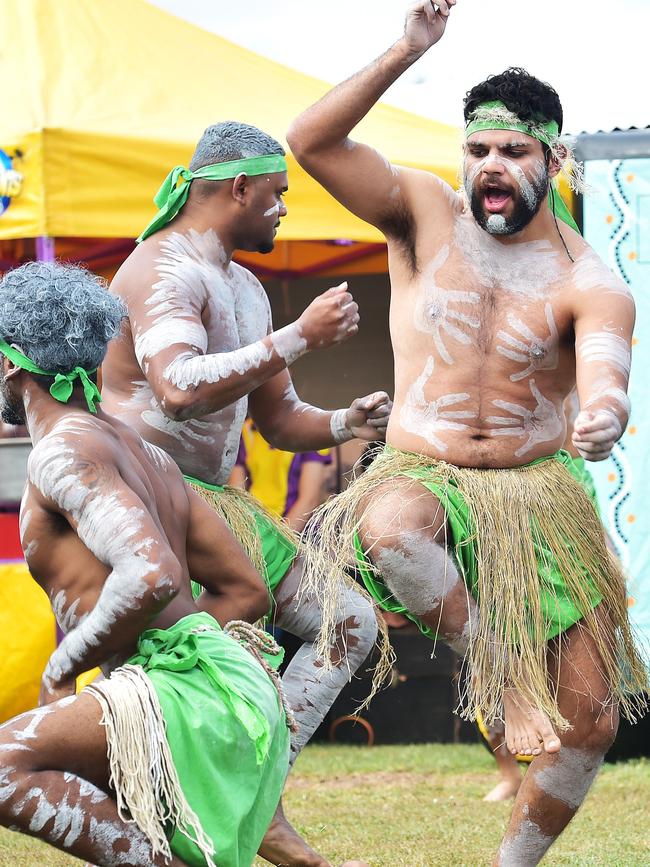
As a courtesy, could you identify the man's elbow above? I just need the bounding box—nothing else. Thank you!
[286,120,322,167]
[159,386,201,422]
[237,579,272,624]
[150,557,183,604]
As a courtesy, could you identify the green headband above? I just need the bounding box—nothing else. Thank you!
[465,100,579,234]
[137,154,288,243]
[0,340,102,414]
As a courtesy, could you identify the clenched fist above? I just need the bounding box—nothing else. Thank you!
[572,409,623,462]
[404,0,457,60]
[297,282,359,351]
[345,391,393,441]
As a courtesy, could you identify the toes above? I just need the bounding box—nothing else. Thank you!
[538,718,561,754]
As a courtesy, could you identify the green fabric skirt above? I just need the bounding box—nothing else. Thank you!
[184,475,297,603]
[127,612,290,866]
[354,449,602,642]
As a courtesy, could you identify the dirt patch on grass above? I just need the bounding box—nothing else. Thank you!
[287,769,492,791]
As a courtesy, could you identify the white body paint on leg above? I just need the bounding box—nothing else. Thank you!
[374,530,460,616]
[272,560,378,761]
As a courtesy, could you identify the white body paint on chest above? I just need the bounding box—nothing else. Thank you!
[497,303,559,381]
[454,217,564,299]
[487,379,564,456]
[413,245,480,364]
[578,331,631,377]
[400,356,477,451]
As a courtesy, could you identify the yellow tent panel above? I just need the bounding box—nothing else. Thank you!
[0,0,463,243]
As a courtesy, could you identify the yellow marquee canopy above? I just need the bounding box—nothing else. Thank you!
[0,0,463,245]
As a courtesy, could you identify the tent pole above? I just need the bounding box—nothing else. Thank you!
[35,236,55,262]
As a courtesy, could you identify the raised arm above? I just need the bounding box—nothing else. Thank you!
[286,1,457,231]
[28,440,183,700]
[116,256,360,421]
[572,256,635,461]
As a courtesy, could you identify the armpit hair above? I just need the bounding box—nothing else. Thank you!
[377,200,418,275]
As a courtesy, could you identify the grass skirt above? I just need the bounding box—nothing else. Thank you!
[303,448,648,730]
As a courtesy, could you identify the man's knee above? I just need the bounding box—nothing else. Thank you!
[581,704,619,754]
[358,479,446,551]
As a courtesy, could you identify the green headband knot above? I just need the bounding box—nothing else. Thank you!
[137,153,288,243]
[465,100,580,235]
[0,340,102,414]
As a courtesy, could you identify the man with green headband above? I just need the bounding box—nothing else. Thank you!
[101,120,385,867]
[0,260,303,866]
[288,2,647,863]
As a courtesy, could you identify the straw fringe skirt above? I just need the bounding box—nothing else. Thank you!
[303,448,648,730]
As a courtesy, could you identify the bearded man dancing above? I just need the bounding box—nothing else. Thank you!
[288,2,648,863]
[101,121,388,866]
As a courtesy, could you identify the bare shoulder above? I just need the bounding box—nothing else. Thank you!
[111,240,160,302]
[400,167,463,220]
[569,238,633,300]
[27,417,118,510]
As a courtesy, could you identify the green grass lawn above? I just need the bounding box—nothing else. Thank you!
[0,744,648,866]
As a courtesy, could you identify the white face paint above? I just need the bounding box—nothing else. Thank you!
[400,356,477,451]
[578,331,631,378]
[463,152,545,210]
[454,217,564,298]
[572,251,632,298]
[487,379,564,457]
[413,245,481,364]
[497,303,559,381]
[263,203,280,218]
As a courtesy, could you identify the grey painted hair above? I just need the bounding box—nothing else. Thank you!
[189,121,284,171]
[0,261,126,372]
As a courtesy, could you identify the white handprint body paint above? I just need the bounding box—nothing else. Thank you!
[116,229,303,484]
[400,356,477,451]
[413,245,481,364]
[497,303,559,381]
[578,331,631,377]
[487,379,564,457]
[27,420,172,689]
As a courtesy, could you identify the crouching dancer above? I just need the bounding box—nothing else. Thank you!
[101,121,388,866]
[0,261,293,867]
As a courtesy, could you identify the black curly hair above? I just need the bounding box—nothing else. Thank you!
[463,67,563,134]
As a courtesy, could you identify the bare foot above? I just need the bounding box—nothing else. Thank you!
[483,776,522,802]
[258,800,330,866]
[503,689,561,757]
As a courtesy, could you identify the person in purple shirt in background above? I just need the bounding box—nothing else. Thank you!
[230,417,332,534]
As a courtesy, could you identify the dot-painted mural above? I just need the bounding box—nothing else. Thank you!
[584,158,650,661]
